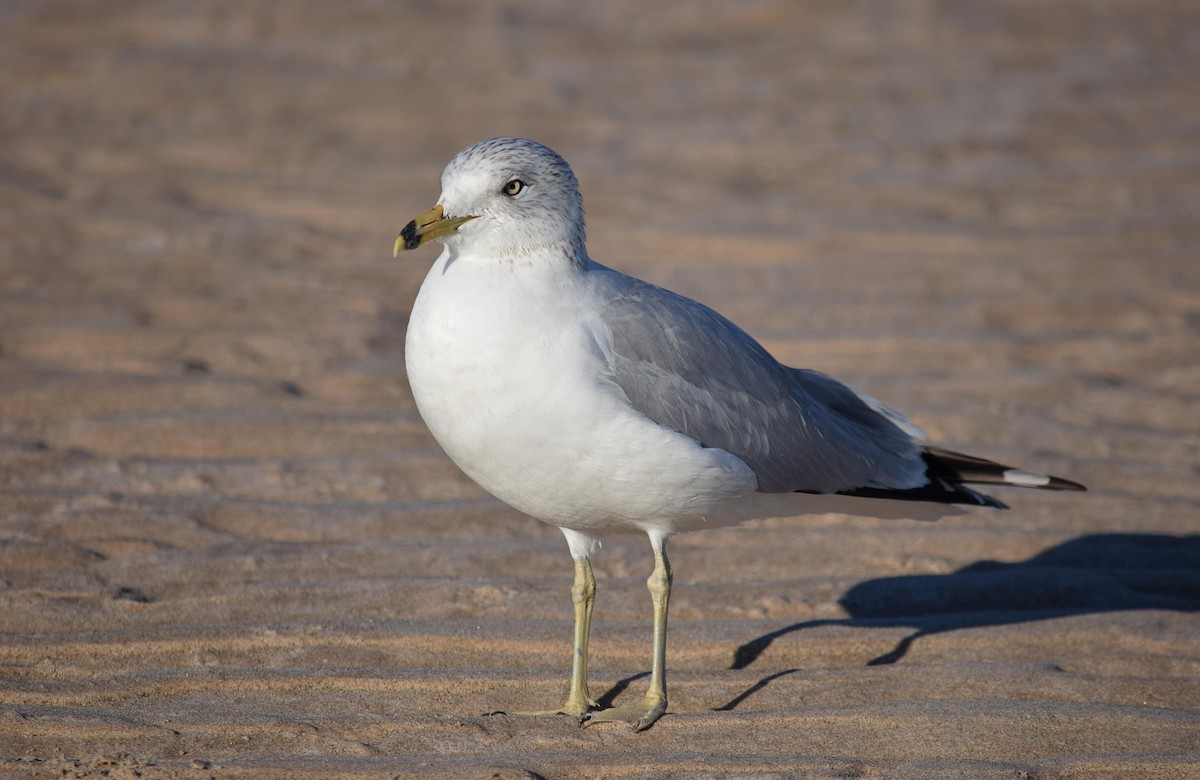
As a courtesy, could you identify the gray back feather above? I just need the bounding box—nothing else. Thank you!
[587,267,925,494]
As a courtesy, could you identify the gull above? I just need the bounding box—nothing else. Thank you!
[394,137,1085,731]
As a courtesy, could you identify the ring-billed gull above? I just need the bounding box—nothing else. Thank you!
[394,137,1085,731]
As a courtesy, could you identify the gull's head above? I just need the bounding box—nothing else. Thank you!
[394,137,586,263]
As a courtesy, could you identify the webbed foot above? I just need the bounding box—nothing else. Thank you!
[584,695,667,732]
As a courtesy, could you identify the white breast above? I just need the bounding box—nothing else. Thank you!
[404,249,758,535]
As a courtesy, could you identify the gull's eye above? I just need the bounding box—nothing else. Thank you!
[502,179,526,197]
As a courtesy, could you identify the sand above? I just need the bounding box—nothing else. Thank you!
[1,2,1198,778]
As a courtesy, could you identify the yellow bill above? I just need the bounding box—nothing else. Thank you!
[394,204,477,256]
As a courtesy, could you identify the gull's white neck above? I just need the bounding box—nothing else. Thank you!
[445,234,588,273]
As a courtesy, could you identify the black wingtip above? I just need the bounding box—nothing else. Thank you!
[1044,475,1087,492]
[814,448,1086,509]
[829,480,1009,509]
[924,446,1087,493]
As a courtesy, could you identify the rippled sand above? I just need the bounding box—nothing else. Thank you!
[1,2,1197,778]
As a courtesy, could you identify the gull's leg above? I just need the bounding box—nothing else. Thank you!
[487,555,597,720]
[587,534,671,731]
[564,555,599,713]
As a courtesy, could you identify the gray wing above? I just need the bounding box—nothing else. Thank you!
[588,269,926,494]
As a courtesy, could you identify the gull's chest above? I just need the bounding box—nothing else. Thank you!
[402,253,759,529]
[404,256,600,454]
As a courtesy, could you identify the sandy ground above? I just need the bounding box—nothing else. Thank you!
[2,2,1199,778]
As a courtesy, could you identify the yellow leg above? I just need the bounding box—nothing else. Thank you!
[487,556,597,720]
[587,536,671,731]
[564,556,599,713]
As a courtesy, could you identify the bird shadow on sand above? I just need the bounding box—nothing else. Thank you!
[717,533,1199,711]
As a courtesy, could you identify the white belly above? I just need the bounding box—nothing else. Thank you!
[404,251,757,535]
